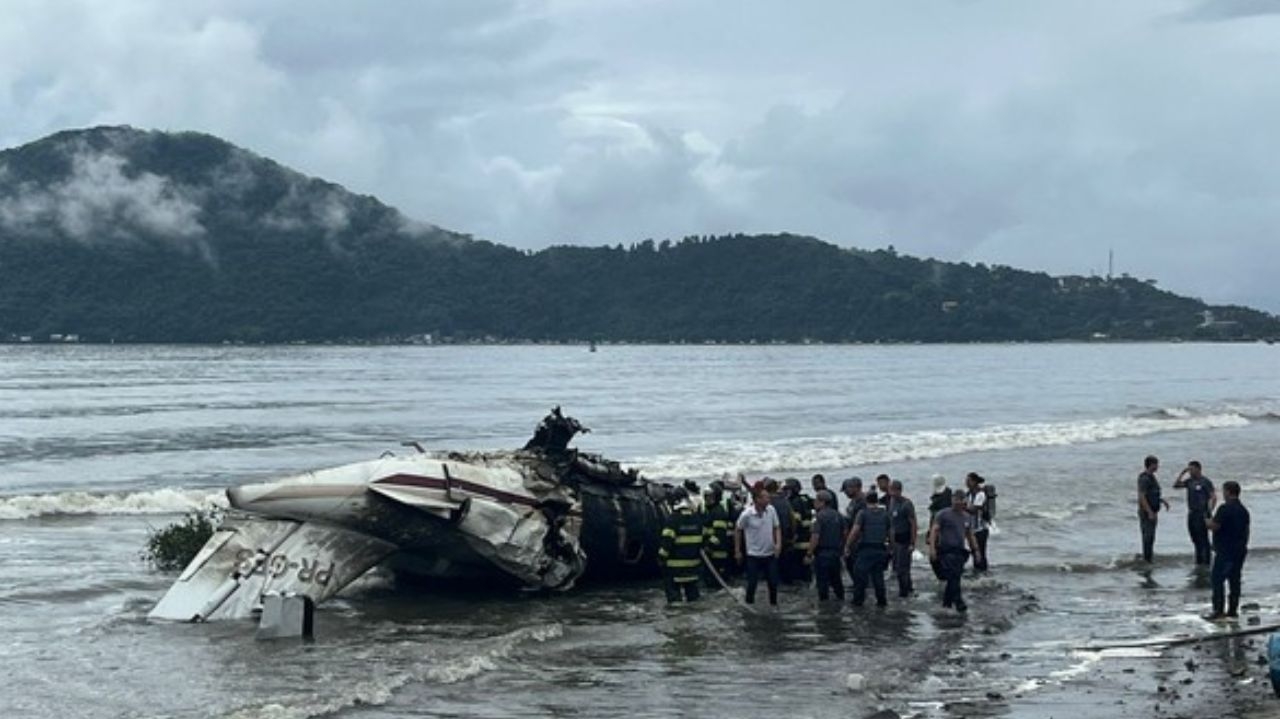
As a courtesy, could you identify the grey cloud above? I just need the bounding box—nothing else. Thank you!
[1180,0,1280,21]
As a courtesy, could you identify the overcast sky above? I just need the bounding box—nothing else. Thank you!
[2,0,1278,310]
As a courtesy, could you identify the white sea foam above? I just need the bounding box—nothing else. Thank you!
[632,412,1251,480]
[0,487,227,520]
[222,671,408,719]
[219,623,565,719]
[426,622,564,684]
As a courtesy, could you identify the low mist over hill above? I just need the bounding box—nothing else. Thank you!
[1,127,1276,344]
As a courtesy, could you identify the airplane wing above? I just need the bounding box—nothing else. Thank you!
[148,515,396,622]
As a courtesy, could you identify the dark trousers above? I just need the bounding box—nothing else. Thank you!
[845,552,858,591]
[929,555,945,580]
[939,549,969,609]
[664,575,701,603]
[852,546,887,607]
[813,551,844,601]
[744,556,779,606]
[1188,513,1212,565]
[891,542,914,597]
[1139,513,1158,562]
[973,529,990,572]
[1211,550,1246,615]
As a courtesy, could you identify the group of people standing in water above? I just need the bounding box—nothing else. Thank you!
[657,470,996,612]
[659,454,1253,622]
[1135,455,1252,620]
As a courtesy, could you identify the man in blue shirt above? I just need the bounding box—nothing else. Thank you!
[1207,481,1250,620]
[1173,460,1217,566]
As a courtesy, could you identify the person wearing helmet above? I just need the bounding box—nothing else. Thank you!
[702,482,733,587]
[682,479,705,516]
[658,489,704,603]
[784,477,814,584]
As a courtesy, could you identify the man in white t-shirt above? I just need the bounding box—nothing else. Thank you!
[965,472,990,573]
[735,487,782,606]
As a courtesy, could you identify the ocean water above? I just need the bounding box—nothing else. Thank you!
[1,343,1278,718]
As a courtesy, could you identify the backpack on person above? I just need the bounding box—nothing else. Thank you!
[982,484,997,522]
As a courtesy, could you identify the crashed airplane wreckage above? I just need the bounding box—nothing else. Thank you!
[150,408,682,622]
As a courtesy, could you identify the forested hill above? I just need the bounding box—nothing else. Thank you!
[1,126,1277,344]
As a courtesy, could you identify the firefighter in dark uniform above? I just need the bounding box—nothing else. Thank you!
[702,482,733,587]
[659,489,704,603]
[784,478,814,583]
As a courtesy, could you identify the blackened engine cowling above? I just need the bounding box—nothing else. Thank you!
[576,482,670,581]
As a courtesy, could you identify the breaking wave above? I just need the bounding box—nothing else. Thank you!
[633,412,1252,480]
[0,487,227,520]
[425,623,564,683]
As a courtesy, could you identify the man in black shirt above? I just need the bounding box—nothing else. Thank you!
[1207,480,1250,620]
[1173,460,1216,566]
[1137,455,1170,563]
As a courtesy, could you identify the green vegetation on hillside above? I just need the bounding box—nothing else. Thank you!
[2,127,1276,344]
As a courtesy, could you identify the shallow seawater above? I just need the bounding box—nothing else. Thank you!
[1,343,1279,718]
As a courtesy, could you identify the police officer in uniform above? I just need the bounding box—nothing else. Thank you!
[841,477,868,592]
[843,491,890,607]
[806,490,846,601]
[658,490,704,603]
